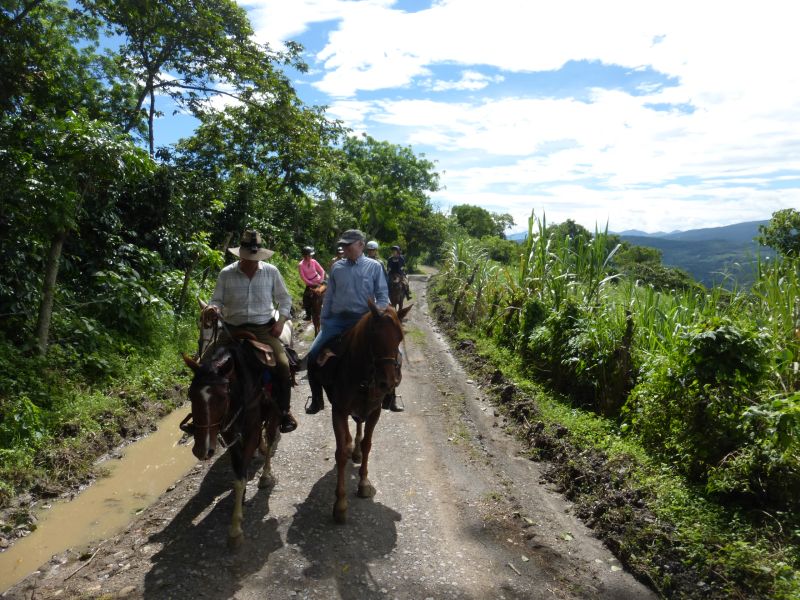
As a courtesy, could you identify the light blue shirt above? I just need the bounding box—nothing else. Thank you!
[321,254,389,320]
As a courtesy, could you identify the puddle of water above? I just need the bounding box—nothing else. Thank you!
[0,405,198,593]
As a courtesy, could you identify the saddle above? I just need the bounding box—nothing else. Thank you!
[234,333,301,387]
[315,335,345,368]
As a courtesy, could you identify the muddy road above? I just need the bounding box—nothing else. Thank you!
[4,276,655,600]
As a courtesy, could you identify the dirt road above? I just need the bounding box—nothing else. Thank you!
[4,276,656,599]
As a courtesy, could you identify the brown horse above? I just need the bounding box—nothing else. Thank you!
[182,340,282,547]
[307,283,327,337]
[389,273,406,311]
[313,300,412,523]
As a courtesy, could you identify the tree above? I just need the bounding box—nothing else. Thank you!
[0,111,153,352]
[333,135,441,249]
[450,205,513,239]
[0,0,104,118]
[547,219,591,244]
[82,0,306,155]
[758,208,800,257]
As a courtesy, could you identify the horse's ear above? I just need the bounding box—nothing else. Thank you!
[397,304,413,322]
[368,298,381,317]
[183,353,200,372]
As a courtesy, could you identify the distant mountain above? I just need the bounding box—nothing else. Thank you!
[616,229,677,237]
[619,220,773,287]
[506,220,775,287]
[656,221,769,244]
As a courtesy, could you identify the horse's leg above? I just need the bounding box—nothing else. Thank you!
[259,406,280,489]
[228,450,246,547]
[351,419,364,464]
[357,408,381,498]
[332,409,350,524]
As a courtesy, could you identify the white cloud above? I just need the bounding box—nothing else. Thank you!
[424,70,504,92]
[239,0,800,232]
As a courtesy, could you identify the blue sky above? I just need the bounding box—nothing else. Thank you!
[159,0,800,234]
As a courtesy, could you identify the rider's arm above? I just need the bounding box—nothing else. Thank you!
[320,266,335,321]
[374,262,389,309]
[314,259,326,282]
[208,269,227,314]
[272,268,293,321]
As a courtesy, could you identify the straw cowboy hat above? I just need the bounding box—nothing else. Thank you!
[228,229,274,261]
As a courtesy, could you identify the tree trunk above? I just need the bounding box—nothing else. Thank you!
[148,87,156,157]
[176,254,199,315]
[35,229,66,354]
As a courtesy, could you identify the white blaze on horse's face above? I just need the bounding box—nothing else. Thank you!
[199,385,213,457]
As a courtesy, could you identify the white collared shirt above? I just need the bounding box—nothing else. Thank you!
[209,261,292,325]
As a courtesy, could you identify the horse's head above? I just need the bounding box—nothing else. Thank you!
[182,349,236,460]
[362,300,412,396]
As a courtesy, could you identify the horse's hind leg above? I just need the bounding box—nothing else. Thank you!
[259,414,280,490]
[357,409,381,499]
[351,420,364,464]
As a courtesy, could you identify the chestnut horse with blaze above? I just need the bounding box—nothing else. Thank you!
[311,300,412,523]
[182,338,282,547]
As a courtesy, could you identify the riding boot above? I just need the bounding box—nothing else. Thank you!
[275,380,297,433]
[305,365,325,414]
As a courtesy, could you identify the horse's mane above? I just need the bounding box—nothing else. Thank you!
[192,344,261,400]
[341,305,403,359]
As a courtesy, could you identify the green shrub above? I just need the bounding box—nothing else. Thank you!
[626,317,770,480]
[707,391,800,509]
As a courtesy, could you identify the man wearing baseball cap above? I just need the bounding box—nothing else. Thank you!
[304,229,389,414]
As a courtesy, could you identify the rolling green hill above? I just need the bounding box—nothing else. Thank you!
[619,221,775,287]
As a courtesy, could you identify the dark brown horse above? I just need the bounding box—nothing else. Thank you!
[182,339,281,546]
[313,300,412,523]
[389,273,406,311]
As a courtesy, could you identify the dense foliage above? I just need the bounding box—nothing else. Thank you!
[434,209,800,597]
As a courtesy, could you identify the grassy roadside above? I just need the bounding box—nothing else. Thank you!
[0,320,196,545]
[428,286,800,600]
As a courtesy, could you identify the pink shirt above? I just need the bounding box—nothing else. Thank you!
[298,258,325,286]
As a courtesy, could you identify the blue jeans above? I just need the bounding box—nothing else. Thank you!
[308,313,364,360]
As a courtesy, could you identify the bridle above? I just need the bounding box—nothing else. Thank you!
[180,373,243,449]
[361,319,403,396]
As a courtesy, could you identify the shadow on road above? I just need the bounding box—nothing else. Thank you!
[143,452,282,599]
[287,466,401,600]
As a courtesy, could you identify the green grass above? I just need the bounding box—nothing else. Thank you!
[0,318,196,507]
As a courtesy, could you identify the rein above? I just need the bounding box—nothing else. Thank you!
[357,319,402,396]
[180,369,245,449]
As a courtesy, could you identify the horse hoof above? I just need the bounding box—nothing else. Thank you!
[333,508,347,524]
[357,483,376,498]
[351,454,362,465]
[227,533,243,550]
[258,473,277,489]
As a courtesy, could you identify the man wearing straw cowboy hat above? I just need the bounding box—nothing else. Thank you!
[202,229,297,433]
